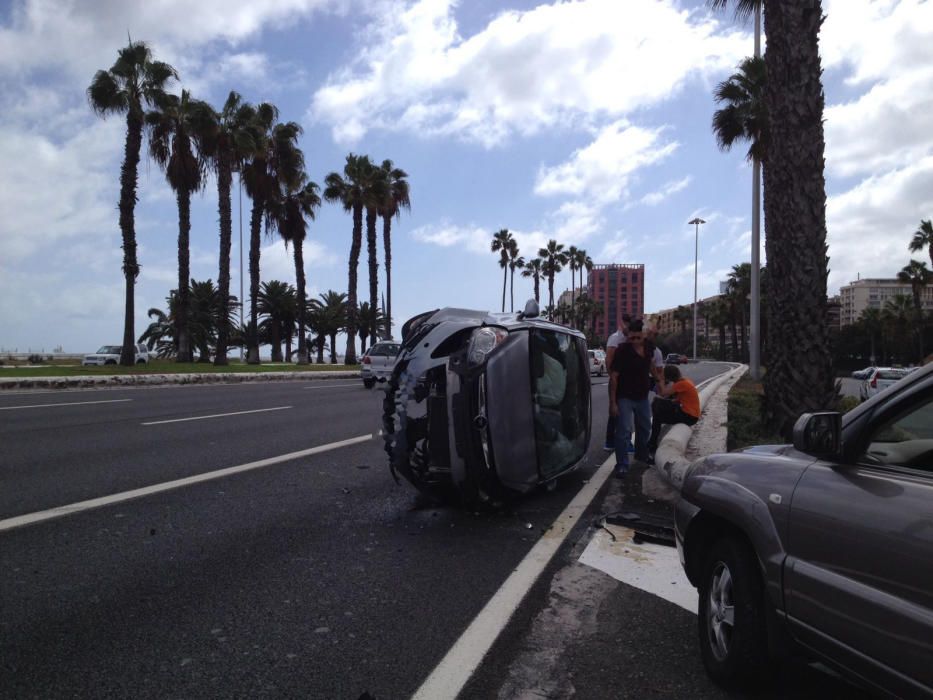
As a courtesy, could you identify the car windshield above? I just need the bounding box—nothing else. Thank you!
[96,346,122,354]
[530,329,588,479]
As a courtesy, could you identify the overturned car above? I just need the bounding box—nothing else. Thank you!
[382,301,591,507]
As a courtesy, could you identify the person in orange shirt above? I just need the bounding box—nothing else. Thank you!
[647,364,700,458]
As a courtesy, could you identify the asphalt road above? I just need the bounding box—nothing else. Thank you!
[1,362,861,698]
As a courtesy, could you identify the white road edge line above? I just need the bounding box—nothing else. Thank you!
[411,452,617,700]
[0,433,374,533]
[0,398,133,411]
[141,406,292,425]
[303,383,360,389]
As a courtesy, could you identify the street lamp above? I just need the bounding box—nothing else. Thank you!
[688,217,706,361]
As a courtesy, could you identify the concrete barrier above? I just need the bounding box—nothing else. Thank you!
[653,364,748,490]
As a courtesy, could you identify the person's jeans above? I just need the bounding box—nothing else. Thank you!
[648,398,699,450]
[605,381,615,448]
[615,397,651,472]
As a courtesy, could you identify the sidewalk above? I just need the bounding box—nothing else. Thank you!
[0,369,358,390]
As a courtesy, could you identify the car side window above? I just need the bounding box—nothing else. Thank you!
[860,394,933,473]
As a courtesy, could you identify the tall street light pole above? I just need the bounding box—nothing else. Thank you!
[688,217,706,361]
[238,173,244,362]
[749,3,762,379]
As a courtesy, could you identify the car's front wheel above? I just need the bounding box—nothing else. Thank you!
[697,535,771,688]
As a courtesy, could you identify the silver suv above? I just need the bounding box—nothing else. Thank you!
[82,344,150,366]
[676,363,932,696]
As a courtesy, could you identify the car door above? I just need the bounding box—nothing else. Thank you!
[784,386,933,695]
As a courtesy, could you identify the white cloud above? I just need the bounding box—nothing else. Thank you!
[826,156,933,292]
[310,0,747,145]
[535,121,678,204]
[410,220,490,254]
[639,176,692,207]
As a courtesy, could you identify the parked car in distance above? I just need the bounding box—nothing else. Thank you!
[82,344,149,366]
[665,353,686,365]
[588,349,606,376]
[675,363,933,697]
[383,300,591,507]
[851,366,875,380]
[859,367,909,400]
[361,340,400,388]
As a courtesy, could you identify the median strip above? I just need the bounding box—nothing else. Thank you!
[141,406,292,425]
[0,433,375,532]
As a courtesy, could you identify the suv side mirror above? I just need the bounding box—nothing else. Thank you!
[793,412,841,458]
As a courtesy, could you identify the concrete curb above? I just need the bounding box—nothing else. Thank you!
[653,364,748,490]
[0,370,359,391]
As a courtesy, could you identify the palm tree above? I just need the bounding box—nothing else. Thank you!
[364,165,389,347]
[88,41,177,366]
[507,240,524,312]
[257,280,295,362]
[909,219,933,269]
[566,245,579,319]
[727,263,751,361]
[324,154,379,365]
[490,229,514,312]
[883,295,914,365]
[712,57,768,163]
[573,248,594,321]
[897,260,932,360]
[707,298,731,360]
[674,305,692,336]
[858,307,883,365]
[241,110,304,364]
[538,240,568,319]
[198,92,261,366]
[310,291,349,364]
[270,176,320,365]
[377,160,411,339]
[139,307,175,359]
[145,89,208,363]
[357,302,387,355]
[521,257,544,304]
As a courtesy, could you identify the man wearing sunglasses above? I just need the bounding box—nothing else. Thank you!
[608,319,655,477]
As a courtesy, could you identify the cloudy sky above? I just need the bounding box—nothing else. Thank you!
[1,0,931,353]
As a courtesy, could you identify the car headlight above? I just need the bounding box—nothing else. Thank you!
[467,327,508,366]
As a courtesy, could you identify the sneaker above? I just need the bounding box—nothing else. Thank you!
[603,443,614,452]
[613,468,628,479]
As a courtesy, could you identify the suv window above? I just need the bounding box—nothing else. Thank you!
[861,395,933,473]
[877,369,907,381]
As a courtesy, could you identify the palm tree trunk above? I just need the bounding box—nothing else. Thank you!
[534,274,540,304]
[740,306,748,362]
[510,268,515,312]
[762,0,835,434]
[345,204,362,365]
[501,263,508,313]
[548,273,555,320]
[330,333,338,364]
[175,188,192,363]
[119,111,143,367]
[246,200,263,364]
[294,239,308,365]
[719,325,727,360]
[730,308,739,360]
[214,158,233,366]
[382,215,393,338]
[316,335,325,364]
[366,207,379,346]
[270,323,282,362]
[569,265,575,323]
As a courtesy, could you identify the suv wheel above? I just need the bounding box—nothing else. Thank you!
[363,378,375,389]
[697,536,771,688]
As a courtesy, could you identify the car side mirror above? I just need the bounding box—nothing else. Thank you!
[519,299,539,319]
[792,412,841,458]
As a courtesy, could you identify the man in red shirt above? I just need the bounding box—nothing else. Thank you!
[647,364,700,458]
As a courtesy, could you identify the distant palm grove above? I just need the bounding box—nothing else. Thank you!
[89,40,409,367]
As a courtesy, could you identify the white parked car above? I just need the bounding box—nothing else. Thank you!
[82,344,150,366]
[361,341,400,388]
[860,367,909,400]
[588,349,606,376]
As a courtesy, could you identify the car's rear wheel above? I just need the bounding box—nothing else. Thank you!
[697,535,771,688]
[105,360,117,365]
[363,378,375,389]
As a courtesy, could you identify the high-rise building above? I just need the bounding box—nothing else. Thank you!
[839,278,933,326]
[586,264,644,339]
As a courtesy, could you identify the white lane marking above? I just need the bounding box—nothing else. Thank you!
[304,383,360,390]
[0,399,133,411]
[141,406,291,425]
[579,524,697,614]
[0,433,374,532]
[412,453,617,700]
